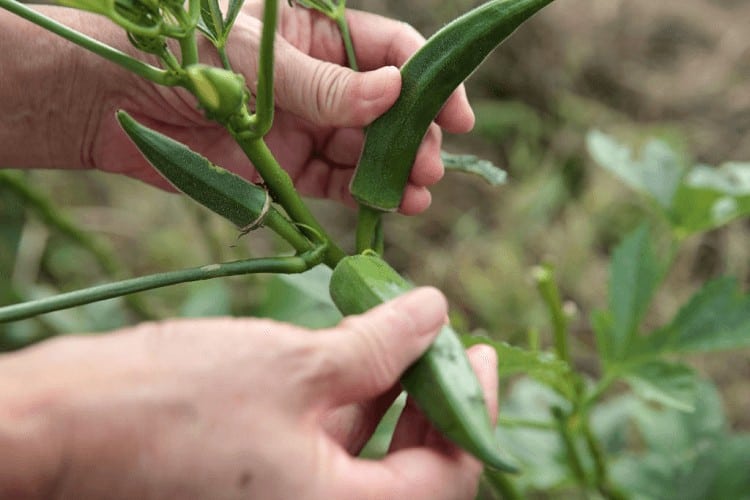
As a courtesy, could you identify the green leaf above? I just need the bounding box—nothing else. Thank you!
[604,224,664,361]
[223,0,245,38]
[495,378,571,490]
[461,335,576,399]
[587,130,685,210]
[587,131,750,235]
[359,392,406,459]
[199,0,223,41]
[253,265,341,329]
[623,360,697,412]
[180,280,232,317]
[643,277,750,354]
[441,151,507,186]
[610,381,750,500]
[670,162,750,235]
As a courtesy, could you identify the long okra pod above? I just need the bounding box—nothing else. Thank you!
[330,254,516,472]
[350,0,554,213]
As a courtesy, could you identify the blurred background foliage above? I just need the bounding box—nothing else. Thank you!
[1,0,749,434]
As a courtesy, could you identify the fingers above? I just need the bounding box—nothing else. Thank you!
[334,447,480,500]
[345,9,475,134]
[314,288,447,407]
[389,345,499,452]
[274,38,402,128]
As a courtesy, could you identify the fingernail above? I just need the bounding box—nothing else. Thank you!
[363,66,400,101]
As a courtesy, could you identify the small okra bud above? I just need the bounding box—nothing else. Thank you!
[185,65,248,123]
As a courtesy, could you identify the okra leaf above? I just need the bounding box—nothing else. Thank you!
[223,0,246,38]
[461,335,576,399]
[609,381,750,500]
[587,130,685,210]
[639,277,750,355]
[669,162,750,235]
[602,224,664,362]
[199,0,224,42]
[494,378,570,490]
[441,151,507,187]
[587,131,750,236]
[117,110,270,229]
[253,265,341,329]
[622,360,697,412]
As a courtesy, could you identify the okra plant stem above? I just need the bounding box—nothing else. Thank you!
[247,0,278,137]
[234,136,345,266]
[334,9,358,71]
[0,246,326,323]
[0,0,177,85]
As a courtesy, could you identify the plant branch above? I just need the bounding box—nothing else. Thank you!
[333,5,357,71]
[234,136,346,266]
[0,171,155,319]
[248,0,277,136]
[0,0,176,85]
[0,246,327,323]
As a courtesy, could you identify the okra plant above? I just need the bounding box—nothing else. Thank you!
[2,0,750,498]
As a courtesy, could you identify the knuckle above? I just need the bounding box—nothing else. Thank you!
[338,308,406,386]
[310,63,349,121]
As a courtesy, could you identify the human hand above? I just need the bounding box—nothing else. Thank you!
[1,288,497,499]
[2,3,474,214]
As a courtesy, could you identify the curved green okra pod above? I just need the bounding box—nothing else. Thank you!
[116,110,312,254]
[329,254,517,472]
[350,0,554,212]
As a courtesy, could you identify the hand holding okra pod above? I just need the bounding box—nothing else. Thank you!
[0,0,556,493]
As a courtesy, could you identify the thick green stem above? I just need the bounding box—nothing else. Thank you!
[355,205,382,253]
[0,0,176,85]
[235,137,345,266]
[0,246,326,323]
[248,0,277,136]
[179,33,199,66]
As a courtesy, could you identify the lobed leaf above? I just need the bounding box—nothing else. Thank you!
[587,130,750,236]
[623,360,697,412]
[603,224,664,361]
[461,335,576,399]
[641,277,750,354]
[199,0,223,41]
[223,0,245,39]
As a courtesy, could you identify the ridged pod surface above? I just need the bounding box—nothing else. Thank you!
[350,0,554,211]
[330,254,516,471]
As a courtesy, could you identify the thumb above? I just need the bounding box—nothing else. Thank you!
[317,287,447,407]
[275,40,401,127]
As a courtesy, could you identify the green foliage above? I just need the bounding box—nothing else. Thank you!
[588,130,750,237]
[441,151,508,186]
[594,224,665,362]
[2,0,749,497]
[608,382,750,500]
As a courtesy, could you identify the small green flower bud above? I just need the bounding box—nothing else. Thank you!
[185,65,248,123]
